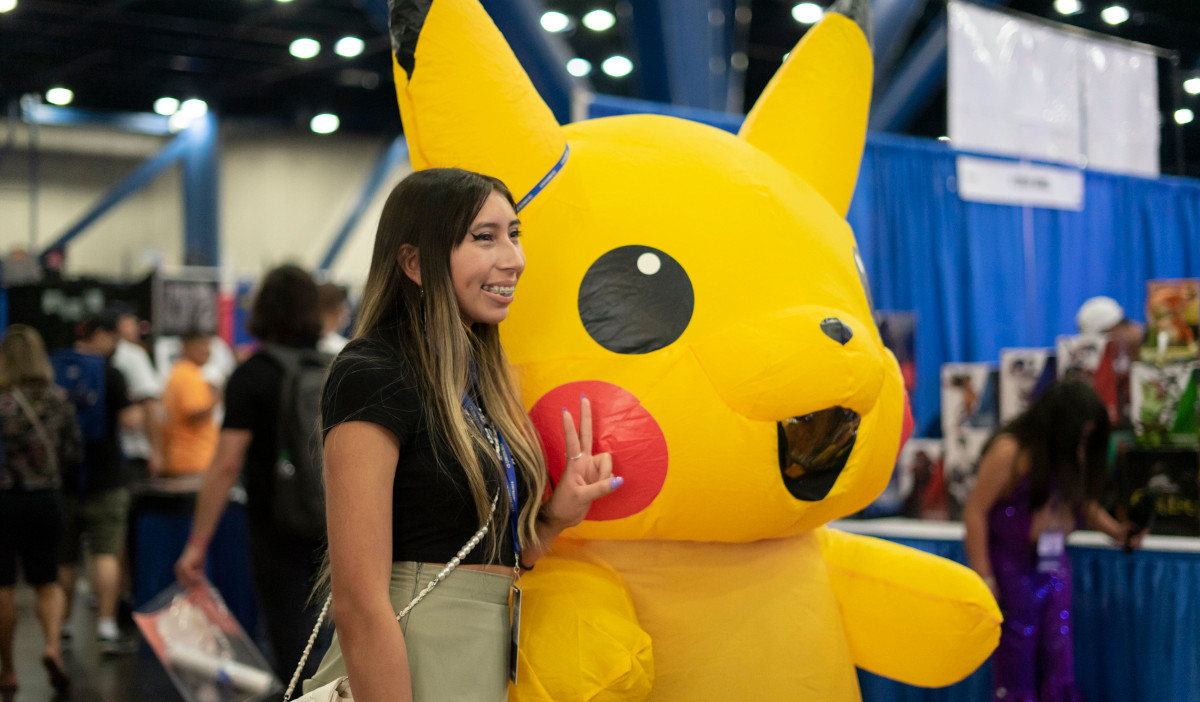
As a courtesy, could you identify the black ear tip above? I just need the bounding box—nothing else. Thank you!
[828,0,873,50]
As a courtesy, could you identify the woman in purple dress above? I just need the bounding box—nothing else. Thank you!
[964,381,1141,702]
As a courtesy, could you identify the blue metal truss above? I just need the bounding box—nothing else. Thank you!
[26,105,221,267]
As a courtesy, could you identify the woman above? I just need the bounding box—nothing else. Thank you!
[175,265,332,680]
[302,168,620,701]
[0,325,81,694]
[964,381,1139,702]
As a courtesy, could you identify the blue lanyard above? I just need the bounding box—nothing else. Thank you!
[462,391,521,563]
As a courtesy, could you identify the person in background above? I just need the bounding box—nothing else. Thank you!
[317,282,350,355]
[175,265,332,680]
[111,304,164,477]
[55,312,142,654]
[0,325,82,694]
[963,381,1142,702]
[161,330,218,477]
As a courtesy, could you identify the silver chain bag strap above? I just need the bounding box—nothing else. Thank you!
[284,493,499,701]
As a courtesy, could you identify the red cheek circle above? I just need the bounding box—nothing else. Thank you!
[530,380,668,521]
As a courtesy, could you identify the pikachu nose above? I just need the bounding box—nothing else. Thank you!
[820,318,853,345]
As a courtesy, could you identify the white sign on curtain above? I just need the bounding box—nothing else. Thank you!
[948,1,1083,165]
[1083,42,1160,177]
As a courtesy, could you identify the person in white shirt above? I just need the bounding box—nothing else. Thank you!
[111,306,164,476]
[317,282,350,355]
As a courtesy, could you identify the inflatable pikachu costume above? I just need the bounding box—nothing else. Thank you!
[387,1,1001,699]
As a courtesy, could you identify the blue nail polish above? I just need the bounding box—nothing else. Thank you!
[610,476,624,489]
[581,394,587,400]
[561,407,567,413]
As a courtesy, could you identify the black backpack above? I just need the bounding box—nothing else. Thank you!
[261,344,335,542]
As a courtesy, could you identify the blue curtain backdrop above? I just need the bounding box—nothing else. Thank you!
[588,95,1200,435]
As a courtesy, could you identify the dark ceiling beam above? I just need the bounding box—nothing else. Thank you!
[870,0,930,92]
[869,0,1009,132]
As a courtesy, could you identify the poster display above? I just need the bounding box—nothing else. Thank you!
[941,363,1000,519]
[999,348,1056,423]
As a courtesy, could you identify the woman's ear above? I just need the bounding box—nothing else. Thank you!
[397,244,422,286]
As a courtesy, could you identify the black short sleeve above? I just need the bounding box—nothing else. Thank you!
[321,338,422,445]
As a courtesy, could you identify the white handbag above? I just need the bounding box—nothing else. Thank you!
[284,495,498,701]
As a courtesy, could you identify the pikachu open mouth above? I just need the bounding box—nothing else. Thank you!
[777,408,862,501]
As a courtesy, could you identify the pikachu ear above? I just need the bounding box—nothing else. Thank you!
[390,0,566,202]
[738,14,872,216]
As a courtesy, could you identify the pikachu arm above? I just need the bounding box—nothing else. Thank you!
[816,526,1002,687]
[510,540,654,702]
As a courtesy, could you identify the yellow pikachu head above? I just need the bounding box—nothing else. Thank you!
[391,0,911,541]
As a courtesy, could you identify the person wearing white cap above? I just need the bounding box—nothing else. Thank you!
[1076,296,1125,335]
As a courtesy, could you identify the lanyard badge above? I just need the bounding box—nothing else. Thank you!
[462,391,523,683]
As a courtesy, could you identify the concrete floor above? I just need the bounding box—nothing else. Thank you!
[3,584,180,702]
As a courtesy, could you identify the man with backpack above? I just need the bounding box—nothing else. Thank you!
[174,265,334,680]
[51,311,141,654]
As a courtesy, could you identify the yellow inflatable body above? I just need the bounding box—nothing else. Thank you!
[385,1,1001,699]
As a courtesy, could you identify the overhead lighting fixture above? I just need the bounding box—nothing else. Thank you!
[601,55,633,78]
[582,9,616,31]
[540,11,570,33]
[179,98,208,118]
[1100,5,1129,24]
[275,0,294,3]
[153,97,180,115]
[45,87,73,106]
[311,113,340,134]
[289,38,321,59]
[1184,78,1200,95]
[938,136,951,142]
[1176,109,1195,125]
[1053,0,1082,15]
[566,58,592,77]
[335,36,364,58]
[0,0,17,13]
[791,3,823,24]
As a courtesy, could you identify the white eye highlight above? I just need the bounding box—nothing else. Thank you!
[637,252,662,275]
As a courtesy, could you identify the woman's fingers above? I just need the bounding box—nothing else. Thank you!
[580,396,593,455]
[561,407,581,461]
[596,452,613,481]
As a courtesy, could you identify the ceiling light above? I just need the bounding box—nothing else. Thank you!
[335,36,364,58]
[540,11,570,33]
[311,113,340,134]
[582,9,616,31]
[289,38,321,59]
[179,98,208,117]
[1100,5,1129,24]
[1176,109,1195,125]
[1053,0,1082,14]
[938,136,951,142]
[566,58,592,77]
[275,0,294,3]
[601,55,633,78]
[1184,78,1200,95]
[45,87,73,106]
[153,97,180,115]
[0,0,16,13]
[791,3,823,24]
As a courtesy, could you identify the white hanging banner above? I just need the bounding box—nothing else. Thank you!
[948,1,1083,165]
[1082,42,1160,177]
[956,155,1085,210]
[947,1,1160,177]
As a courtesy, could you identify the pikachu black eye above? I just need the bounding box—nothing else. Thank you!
[578,246,694,354]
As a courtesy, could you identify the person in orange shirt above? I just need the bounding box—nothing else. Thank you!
[161,332,218,476]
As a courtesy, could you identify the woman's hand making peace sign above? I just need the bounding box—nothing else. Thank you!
[540,396,623,531]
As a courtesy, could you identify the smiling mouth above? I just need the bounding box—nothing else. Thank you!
[482,284,515,297]
[777,407,861,501]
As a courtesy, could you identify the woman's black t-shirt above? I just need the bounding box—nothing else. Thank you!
[320,336,529,567]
